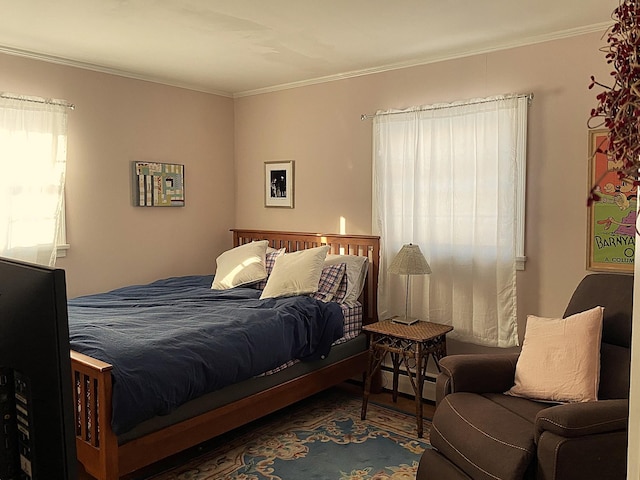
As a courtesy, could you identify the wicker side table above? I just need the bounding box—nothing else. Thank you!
[360,319,453,437]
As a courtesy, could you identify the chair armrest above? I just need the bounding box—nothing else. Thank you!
[436,353,519,405]
[535,398,629,442]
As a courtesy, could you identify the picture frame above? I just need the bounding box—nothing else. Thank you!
[264,160,294,208]
[133,161,185,207]
[586,129,635,272]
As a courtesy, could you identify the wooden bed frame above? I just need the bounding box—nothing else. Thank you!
[70,229,380,480]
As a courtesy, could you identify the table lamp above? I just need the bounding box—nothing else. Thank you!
[388,243,431,325]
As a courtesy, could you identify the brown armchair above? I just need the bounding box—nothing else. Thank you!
[417,273,632,480]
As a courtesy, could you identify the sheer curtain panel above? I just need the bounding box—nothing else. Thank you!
[0,94,69,266]
[373,95,528,347]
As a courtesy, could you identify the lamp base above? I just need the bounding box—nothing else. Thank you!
[391,316,420,326]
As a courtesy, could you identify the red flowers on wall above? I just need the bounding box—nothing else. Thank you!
[588,0,640,207]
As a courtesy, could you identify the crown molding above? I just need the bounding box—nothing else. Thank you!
[0,44,234,98]
[0,20,611,99]
[233,22,612,98]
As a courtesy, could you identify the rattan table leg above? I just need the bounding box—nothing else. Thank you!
[391,351,401,402]
[414,342,424,437]
[361,342,387,420]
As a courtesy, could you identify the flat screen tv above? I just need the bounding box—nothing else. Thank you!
[0,257,77,480]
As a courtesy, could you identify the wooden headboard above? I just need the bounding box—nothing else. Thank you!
[231,229,380,325]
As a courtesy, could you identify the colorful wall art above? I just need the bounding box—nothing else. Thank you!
[133,162,185,207]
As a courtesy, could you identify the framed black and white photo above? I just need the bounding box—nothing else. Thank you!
[264,160,294,208]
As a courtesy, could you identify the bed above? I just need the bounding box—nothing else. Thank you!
[69,229,380,480]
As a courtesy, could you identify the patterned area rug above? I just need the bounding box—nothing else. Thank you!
[147,388,431,480]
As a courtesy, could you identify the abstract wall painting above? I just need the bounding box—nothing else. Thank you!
[133,161,185,207]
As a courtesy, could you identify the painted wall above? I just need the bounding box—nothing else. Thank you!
[0,53,236,298]
[234,31,612,352]
[0,30,614,346]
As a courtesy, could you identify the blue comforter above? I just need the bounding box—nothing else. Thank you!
[67,275,344,435]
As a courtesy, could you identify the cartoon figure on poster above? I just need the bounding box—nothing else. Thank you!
[589,131,636,272]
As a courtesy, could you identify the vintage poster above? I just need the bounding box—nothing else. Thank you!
[587,130,636,272]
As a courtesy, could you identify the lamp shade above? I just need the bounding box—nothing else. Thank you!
[388,244,431,275]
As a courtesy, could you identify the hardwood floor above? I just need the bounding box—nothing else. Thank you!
[77,381,435,480]
[338,380,436,418]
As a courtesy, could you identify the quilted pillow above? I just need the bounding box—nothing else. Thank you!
[311,263,347,302]
[505,306,604,403]
[260,245,330,299]
[211,240,268,290]
[253,248,286,290]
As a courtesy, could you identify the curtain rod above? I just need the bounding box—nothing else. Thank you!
[360,93,533,121]
[0,93,75,110]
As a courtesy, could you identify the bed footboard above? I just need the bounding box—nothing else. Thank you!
[70,350,119,480]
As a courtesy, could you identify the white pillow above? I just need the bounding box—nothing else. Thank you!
[211,240,268,290]
[505,306,604,403]
[324,254,369,305]
[260,245,330,299]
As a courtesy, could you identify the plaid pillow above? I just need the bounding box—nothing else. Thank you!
[331,266,349,304]
[311,263,346,302]
[252,248,285,290]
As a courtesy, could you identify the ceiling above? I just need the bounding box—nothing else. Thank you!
[0,1,617,97]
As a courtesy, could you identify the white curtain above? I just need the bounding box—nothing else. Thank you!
[373,95,527,347]
[0,95,69,266]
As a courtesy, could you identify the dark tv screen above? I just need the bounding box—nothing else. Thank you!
[0,257,77,479]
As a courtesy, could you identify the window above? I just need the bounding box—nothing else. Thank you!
[0,94,70,266]
[373,94,529,347]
